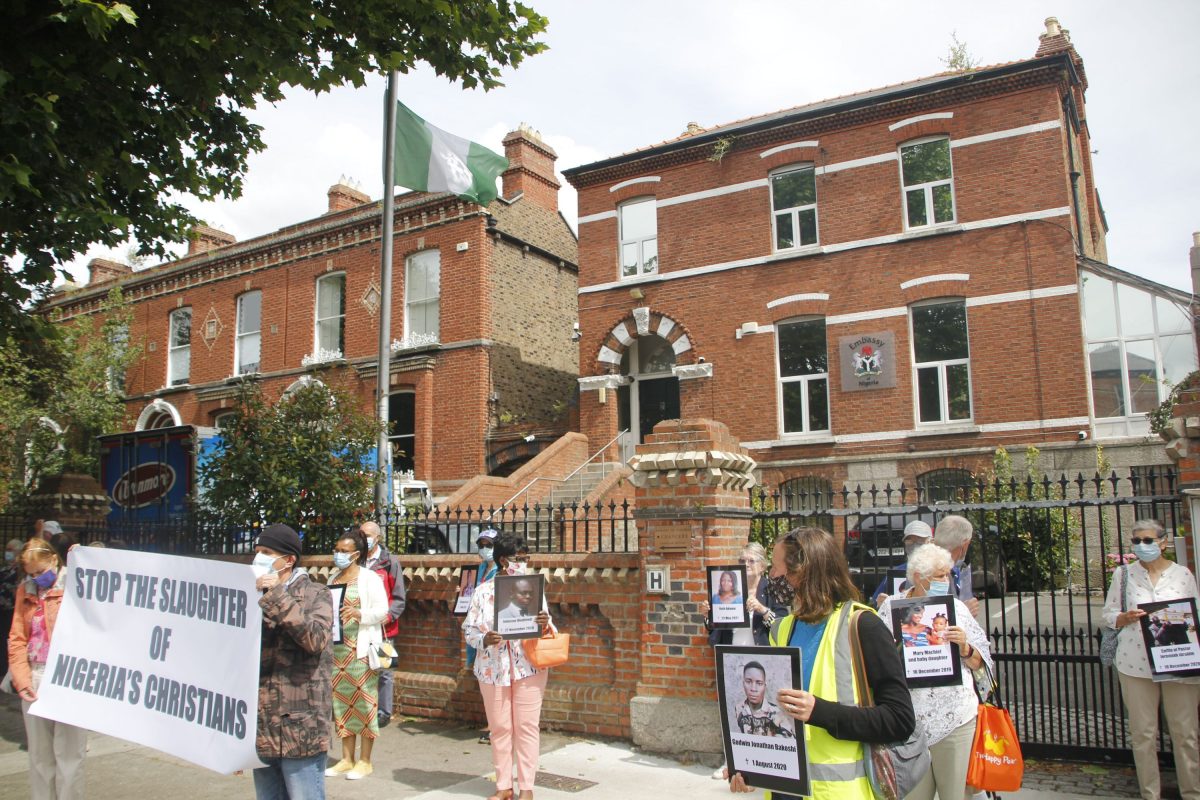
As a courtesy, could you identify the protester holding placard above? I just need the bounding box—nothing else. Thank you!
[253,523,334,800]
[730,527,915,800]
[1101,519,1200,800]
[462,533,553,800]
[1,537,23,676]
[325,528,388,781]
[8,537,88,800]
[878,543,990,800]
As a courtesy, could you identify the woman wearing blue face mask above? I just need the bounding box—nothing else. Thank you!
[325,529,389,781]
[1102,519,1200,800]
[8,538,88,799]
[877,543,990,800]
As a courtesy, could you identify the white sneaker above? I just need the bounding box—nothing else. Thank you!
[712,766,727,780]
[346,760,373,780]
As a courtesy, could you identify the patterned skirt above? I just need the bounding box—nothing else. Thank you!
[331,583,379,739]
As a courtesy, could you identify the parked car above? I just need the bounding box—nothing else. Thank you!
[401,522,486,554]
[844,510,1007,599]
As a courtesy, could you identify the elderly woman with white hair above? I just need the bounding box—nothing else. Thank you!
[878,543,991,800]
[1102,519,1199,800]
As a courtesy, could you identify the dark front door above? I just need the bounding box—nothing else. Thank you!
[637,376,680,439]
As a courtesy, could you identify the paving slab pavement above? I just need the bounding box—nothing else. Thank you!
[0,691,1166,800]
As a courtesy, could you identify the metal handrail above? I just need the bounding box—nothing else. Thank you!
[496,428,629,512]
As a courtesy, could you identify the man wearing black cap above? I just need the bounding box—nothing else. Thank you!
[251,523,333,799]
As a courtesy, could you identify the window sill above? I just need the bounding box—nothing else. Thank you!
[617,272,662,287]
[899,223,962,241]
[776,433,835,445]
[769,245,822,260]
[910,423,979,437]
[226,373,260,384]
[155,383,192,395]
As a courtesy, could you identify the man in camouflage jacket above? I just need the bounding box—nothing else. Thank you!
[252,523,333,799]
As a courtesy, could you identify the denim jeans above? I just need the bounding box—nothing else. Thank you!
[377,667,394,723]
[253,753,326,800]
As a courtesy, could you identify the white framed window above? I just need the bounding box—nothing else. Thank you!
[1082,271,1198,437]
[618,197,658,278]
[314,273,345,356]
[404,250,440,343]
[776,318,830,435]
[167,307,191,386]
[911,299,972,424]
[388,391,416,473]
[900,137,955,229]
[770,165,818,250]
[235,291,262,375]
[107,323,129,395]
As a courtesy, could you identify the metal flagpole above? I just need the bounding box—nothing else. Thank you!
[375,71,399,511]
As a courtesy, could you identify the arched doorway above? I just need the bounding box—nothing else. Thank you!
[617,335,680,461]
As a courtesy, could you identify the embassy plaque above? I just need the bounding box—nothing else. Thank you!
[839,331,897,391]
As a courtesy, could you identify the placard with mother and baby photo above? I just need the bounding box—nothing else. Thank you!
[707,564,750,629]
[1138,597,1200,680]
[715,645,810,798]
[889,596,962,688]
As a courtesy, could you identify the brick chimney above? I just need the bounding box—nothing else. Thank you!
[1035,17,1087,88]
[187,224,236,256]
[327,181,370,213]
[501,124,560,212]
[87,258,132,286]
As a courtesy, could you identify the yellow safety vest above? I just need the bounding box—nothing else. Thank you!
[768,602,876,800]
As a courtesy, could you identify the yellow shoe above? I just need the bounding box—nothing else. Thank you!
[346,760,373,780]
[325,759,354,777]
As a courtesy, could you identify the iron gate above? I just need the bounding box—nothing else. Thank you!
[751,466,1182,763]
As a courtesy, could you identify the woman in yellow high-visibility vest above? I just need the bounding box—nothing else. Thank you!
[729,527,915,800]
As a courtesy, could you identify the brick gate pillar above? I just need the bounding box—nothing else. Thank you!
[627,419,756,756]
[1163,377,1200,577]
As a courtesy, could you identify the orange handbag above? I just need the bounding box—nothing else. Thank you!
[966,665,1024,792]
[522,628,570,669]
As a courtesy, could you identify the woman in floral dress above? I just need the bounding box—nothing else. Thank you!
[325,529,388,781]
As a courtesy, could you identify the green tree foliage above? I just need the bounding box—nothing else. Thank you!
[0,288,139,505]
[940,31,978,72]
[0,0,549,338]
[971,446,1079,591]
[196,380,383,545]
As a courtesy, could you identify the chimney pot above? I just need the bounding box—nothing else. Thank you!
[1192,231,1200,248]
[1044,17,1062,37]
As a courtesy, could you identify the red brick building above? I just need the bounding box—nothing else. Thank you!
[564,20,1196,502]
[45,126,579,498]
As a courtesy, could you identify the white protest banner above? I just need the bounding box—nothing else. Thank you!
[30,547,264,774]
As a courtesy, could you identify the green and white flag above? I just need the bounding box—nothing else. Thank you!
[392,101,508,206]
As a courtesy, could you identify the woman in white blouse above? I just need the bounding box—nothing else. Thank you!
[463,533,552,800]
[1102,519,1200,800]
[878,543,991,800]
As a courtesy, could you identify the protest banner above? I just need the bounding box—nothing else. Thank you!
[30,547,263,774]
[1138,598,1200,680]
[494,573,544,639]
[889,596,962,688]
[708,564,750,629]
[455,566,479,615]
[716,645,809,797]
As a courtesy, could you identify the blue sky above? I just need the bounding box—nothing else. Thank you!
[67,0,1200,292]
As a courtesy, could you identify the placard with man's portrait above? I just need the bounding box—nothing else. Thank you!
[493,573,545,639]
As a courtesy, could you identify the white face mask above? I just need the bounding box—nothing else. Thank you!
[366,537,377,552]
[251,553,280,579]
[506,561,528,576]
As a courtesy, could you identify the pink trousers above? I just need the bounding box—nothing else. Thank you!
[479,669,549,792]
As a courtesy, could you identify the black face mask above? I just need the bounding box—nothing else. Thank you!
[765,574,795,607]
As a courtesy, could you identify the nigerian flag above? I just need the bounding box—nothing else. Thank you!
[392,101,508,206]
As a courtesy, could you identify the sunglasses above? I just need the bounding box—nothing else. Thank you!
[1129,536,1162,545]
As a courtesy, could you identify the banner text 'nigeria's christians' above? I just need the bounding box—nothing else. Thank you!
[46,566,253,739]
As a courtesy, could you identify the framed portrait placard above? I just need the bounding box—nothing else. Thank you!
[1138,598,1200,680]
[715,645,810,798]
[708,565,751,629]
[454,565,480,616]
[493,573,545,640]
[886,568,908,598]
[329,584,346,645]
[889,596,962,688]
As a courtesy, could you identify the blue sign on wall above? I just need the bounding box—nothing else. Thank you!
[99,427,196,523]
